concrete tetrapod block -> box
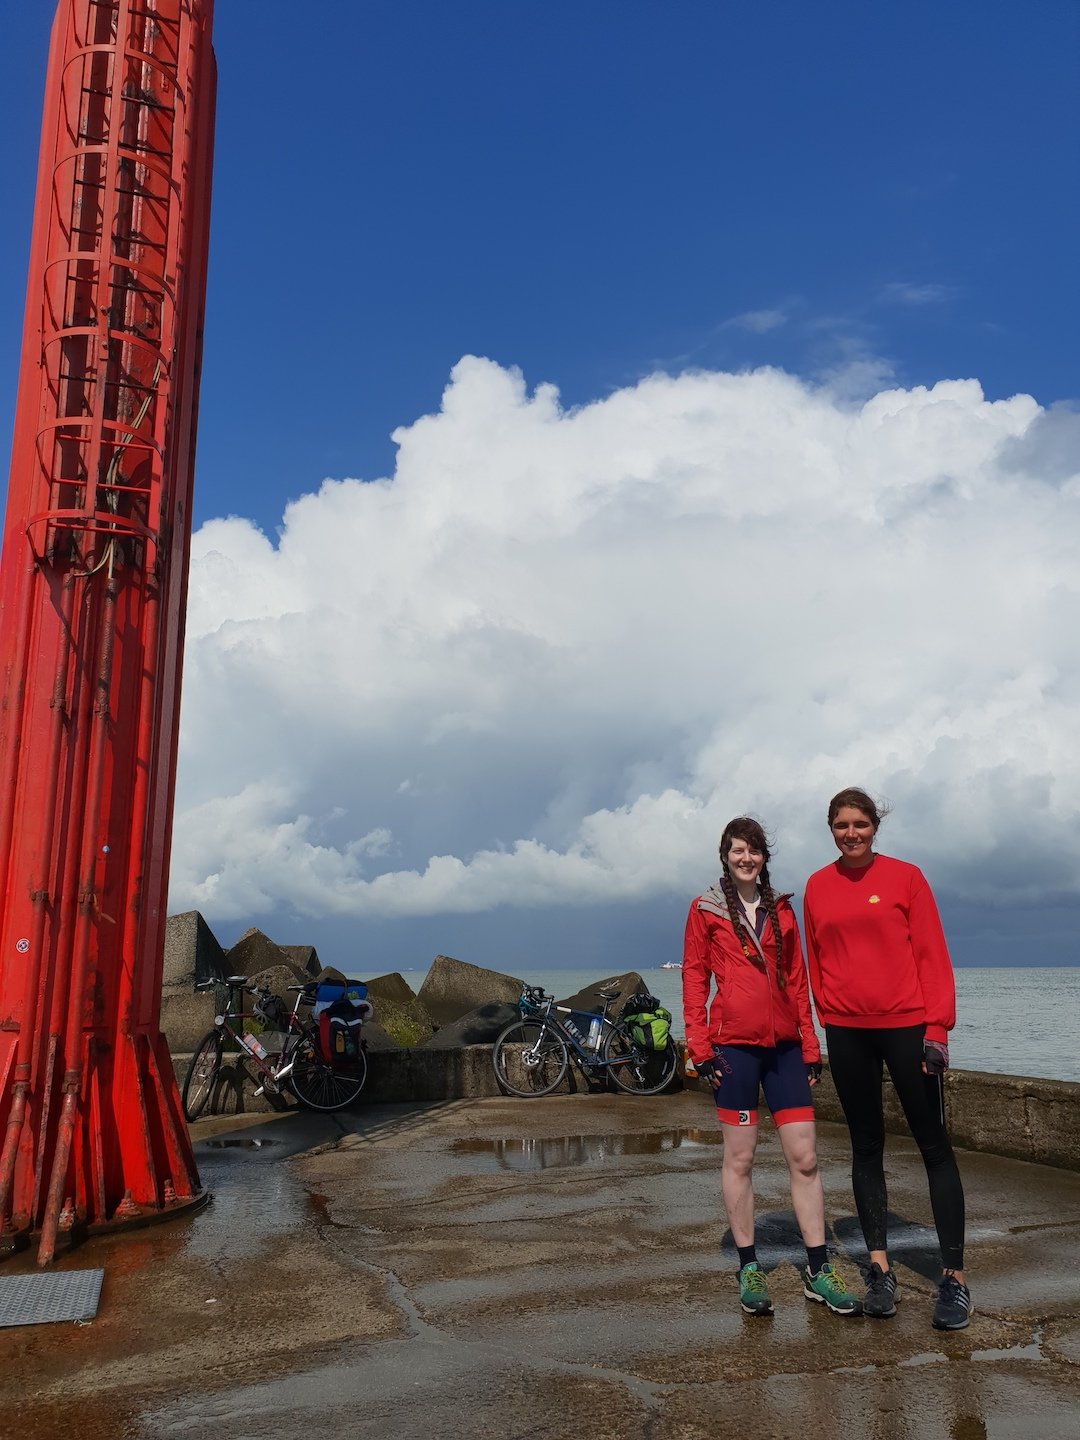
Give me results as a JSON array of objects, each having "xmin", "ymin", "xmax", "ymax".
[
  {"xmin": 279, "ymin": 944, "xmax": 322, "ymax": 978},
  {"xmin": 225, "ymin": 928, "xmax": 293, "ymax": 979},
  {"xmin": 556, "ymin": 971, "xmax": 648, "ymax": 1017},
  {"xmin": 416, "ymin": 954, "xmax": 524, "ymax": 1028},
  {"xmin": 418, "ymin": 1002, "xmax": 522, "ymax": 1049},
  {"xmin": 162, "ymin": 910, "xmax": 227, "ymax": 988},
  {"xmin": 161, "ymin": 986, "xmax": 219, "ymax": 1053},
  {"xmin": 364, "ymin": 973, "xmax": 435, "ymax": 1048}
]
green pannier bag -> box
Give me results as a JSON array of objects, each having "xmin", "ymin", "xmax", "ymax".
[{"xmin": 622, "ymin": 995, "xmax": 672, "ymax": 1051}]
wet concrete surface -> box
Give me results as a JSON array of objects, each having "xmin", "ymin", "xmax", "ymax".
[{"xmin": 2, "ymin": 1092, "xmax": 1079, "ymax": 1438}]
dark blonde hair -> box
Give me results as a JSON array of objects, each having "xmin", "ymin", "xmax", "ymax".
[{"xmin": 718, "ymin": 817, "xmax": 785, "ymax": 990}]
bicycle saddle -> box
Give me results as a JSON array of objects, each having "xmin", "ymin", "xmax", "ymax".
[{"xmin": 224, "ymin": 975, "xmax": 248, "ymax": 986}]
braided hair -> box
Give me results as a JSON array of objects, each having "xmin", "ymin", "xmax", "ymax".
[{"xmin": 719, "ymin": 816, "xmax": 787, "ymax": 992}]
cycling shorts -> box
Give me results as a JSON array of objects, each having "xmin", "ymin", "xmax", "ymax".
[{"xmin": 710, "ymin": 1040, "xmax": 813, "ymax": 1128}]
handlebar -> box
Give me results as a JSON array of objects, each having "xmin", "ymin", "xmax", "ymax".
[{"xmin": 194, "ymin": 978, "xmax": 273, "ymax": 996}]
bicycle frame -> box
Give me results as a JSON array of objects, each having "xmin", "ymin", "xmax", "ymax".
[
  {"xmin": 203, "ymin": 983, "xmax": 321, "ymax": 1094},
  {"xmin": 519, "ymin": 990, "xmax": 622, "ymax": 1071},
  {"xmin": 494, "ymin": 984, "xmax": 677, "ymax": 1100}
]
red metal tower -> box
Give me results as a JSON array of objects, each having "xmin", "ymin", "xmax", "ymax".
[{"xmin": 0, "ymin": 0, "xmax": 216, "ymax": 1263}]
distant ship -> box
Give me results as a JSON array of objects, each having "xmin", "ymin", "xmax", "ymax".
[{"xmin": 659, "ymin": 962, "xmax": 682, "ymax": 970}]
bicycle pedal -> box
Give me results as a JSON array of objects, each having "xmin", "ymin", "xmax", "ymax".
[{"xmin": 253, "ymin": 1085, "xmax": 265, "ymax": 1097}]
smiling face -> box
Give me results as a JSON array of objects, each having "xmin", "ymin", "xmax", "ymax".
[
  {"xmin": 830, "ymin": 804, "xmax": 877, "ymax": 867},
  {"xmin": 723, "ymin": 836, "xmax": 766, "ymax": 888}
]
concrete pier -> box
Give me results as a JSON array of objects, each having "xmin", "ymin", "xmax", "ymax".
[
  {"xmin": 4, "ymin": 1090, "xmax": 1080, "ymax": 1438},
  {"xmin": 173, "ymin": 1041, "xmax": 1080, "ymax": 1173}
]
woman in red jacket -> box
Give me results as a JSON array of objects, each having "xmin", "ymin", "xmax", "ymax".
[
  {"xmin": 683, "ymin": 816, "xmax": 860, "ymax": 1318},
  {"xmin": 803, "ymin": 787, "xmax": 969, "ymax": 1331}
]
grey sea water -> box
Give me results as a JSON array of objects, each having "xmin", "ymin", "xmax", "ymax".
[{"xmin": 409, "ymin": 965, "xmax": 1080, "ymax": 1084}]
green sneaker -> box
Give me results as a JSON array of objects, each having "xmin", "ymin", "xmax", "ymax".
[
  {"xmin": 803, "ymin": 1262, "xmax": 862, "ymax": 1316},
  {"xmin": 738, "ymin": 1262, "xmax": 774, "ymax": 1316}
]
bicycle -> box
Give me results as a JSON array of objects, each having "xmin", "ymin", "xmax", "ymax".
[
  {"xmin": 182, "ymin": 975, "xmax": 369, "ymax": 1120},
  {"xmin": 492, "ymin": 983, "xmax": 678, "ymax": 1098}
]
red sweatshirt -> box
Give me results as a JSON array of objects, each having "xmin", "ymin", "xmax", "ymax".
[
  {"xmin": 802, "ymin": 854, "xmax": 955, "ymax": 1044},
  {"xmin": 682, "ymin": 892, "xmax": 821, "ymax": 1066}
]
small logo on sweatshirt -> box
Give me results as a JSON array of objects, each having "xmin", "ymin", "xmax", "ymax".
[{"xmin": 868, "ymin": 895, "xmax": 880, "ymax": 904}]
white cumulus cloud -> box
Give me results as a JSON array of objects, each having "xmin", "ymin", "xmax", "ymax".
[{"xmin": 171, "ymin": 358, "xmax": 1079, "ymax": 926}]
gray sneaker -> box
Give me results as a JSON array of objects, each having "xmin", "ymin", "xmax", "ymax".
[
  {"xmin": 932, "ymin": 1274, "xmax": 972, "ymax": 1330},
  {"xmin": 864, "ymin": 1262, "xmax": 898, "ymax": 1318}
]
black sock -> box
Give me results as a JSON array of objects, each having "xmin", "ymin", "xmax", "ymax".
[
  {"xmin": 737, "ymin": 1244, "xmax": 757, "ymax": 1269},
  {"xmin": 806, "ymin": 1244, "xmax": 828, "ymax": 1276}
]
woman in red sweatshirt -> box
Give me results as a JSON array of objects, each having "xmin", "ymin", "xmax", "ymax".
[
  {"xmin": 683, "ymin": 816, "xmax": 860, "ymax": 1318},
  {"xmin": 803, "ymin": 787, "xmax": 969, "ymax": 1331}
]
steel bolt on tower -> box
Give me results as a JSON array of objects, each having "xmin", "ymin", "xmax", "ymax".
[{"xmin": 0, "ymin": 0, "xmax": 216, "ymax": 1264}]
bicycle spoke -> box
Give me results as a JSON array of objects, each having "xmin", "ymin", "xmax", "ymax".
[
  {"xmin": 603, "ymin": 1029, "xmax": 678, "ymax": 1095},
  {"xmin": 492, "ymin": 1020, "xmax": 569, "ymax": 1098}
]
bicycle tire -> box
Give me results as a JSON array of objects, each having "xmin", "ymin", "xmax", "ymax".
[
  {"xmin": 287, "ymin": 1040, "xmax": 367, "ymax": 1112},
  {"xmin": 183, "ymin": 1030, "xmax": 223, "ymax": 1121},
  {"xmin": 492, "ymin": 1020, "xmax": 569, "ymax": 1098},
  {"xmin": 603, "ymin": 1028, "xmax": 678, "ymax": 1096}
]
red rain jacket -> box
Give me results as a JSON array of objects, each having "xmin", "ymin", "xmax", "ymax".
[{"xmin": 682, "ymin": 891, "xmax": 821, "ymax": 1067}]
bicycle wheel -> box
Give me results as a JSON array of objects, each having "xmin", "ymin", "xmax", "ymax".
[
  {"xmin": 287, "ymin": 1039, "xmax": 367, "ymax": 1112},
  {"xmin": 183, "ymin": 1030, "xmax": 223, "ymax": 1121},
  {"xmin": 492, "ymin": 1020, "xmax": 569, "ymax": 1098},
  {"xmin": 603, "ymin": 1027, "xmax": 678, "ymax": 1096}
]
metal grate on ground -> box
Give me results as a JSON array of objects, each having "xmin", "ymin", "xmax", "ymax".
[{"xmin": 0, "ymin": 1269, "xmax": 103, "ymax": 1327}]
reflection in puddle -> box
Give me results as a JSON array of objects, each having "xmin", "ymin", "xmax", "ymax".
[
  {"xmin": 452, "ymin": 1128, "xmax": 720, "ymax": 1171},
  {"xmin": 201, "ymin": 1137, "xmax": 279, "ymax": 1149},
  {"xmin": 971, "ymin": 1340, "xmax": 1042, "ymax": 1362}
]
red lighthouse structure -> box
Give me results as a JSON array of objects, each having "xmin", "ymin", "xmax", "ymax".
[{"xmin": 0, "ymin": 0, "xmax": 216, "ymax": 1263}]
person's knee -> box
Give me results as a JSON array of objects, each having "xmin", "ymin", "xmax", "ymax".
[
  {"xmin": 783, "ymin": 1134, "xmax": 819, "ymax": 1179},
  {"xmin": 850, "ymin": 1131, "xmax": 885, "ymax": 1165},
  {"xmin": 917, "ymin": 1138, "xmax": 956, "ymax": 1170},
  {"xmin": 792, "ymin": 1152, "xmax": 819, "ymax": 1182},
  {"xmin": 722, "ymin": 1146, "xmax": 755, "ymax": 1180}
]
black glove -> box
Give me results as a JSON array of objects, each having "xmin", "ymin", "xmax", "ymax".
[
  {"xmin": 696, "ymin": 1050, "xmax": 731, "ymax": 1085},
  {"xmin": 806, "ymin": 1062, "xmax": 822, "ymax": 1086},
  {"xmin": 923, "ymin": 1039, "xmax": 949, "ymax": 1076}
]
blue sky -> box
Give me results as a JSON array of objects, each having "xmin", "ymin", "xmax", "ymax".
[
  {"xmin": 2, "ymin": 3, "xmax": 1078, "ymax": 973},
  {"xmin": 3, "ymin": 2, "xmax": 1077, "ymax": 530}
]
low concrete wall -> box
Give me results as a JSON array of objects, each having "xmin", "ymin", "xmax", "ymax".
[
  {"xmin": 685, "ymin": 1053, "xmax": 1080, "ymax": 1173},
  {"xmin": 938, "ymin": 1069, "xmax": 1080, "ymax": 1171},
  {"xmin": 175, "ymin": 1043, "xmax": 1080, "ymax": 1171},
  {"xmin": 365, "ymin": 1045, "xmax": 505, "ymax": 1102}
]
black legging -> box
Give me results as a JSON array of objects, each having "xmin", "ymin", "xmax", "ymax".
[{"xmin": 825, "ymin": 1023, "xmax": 965, "ymax": 1271}]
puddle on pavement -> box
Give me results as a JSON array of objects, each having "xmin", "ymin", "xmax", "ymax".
[
  {"xmin": 201, "ymin": 1137, "xmax": 279, "ymax": 1149},
  {"xmin": 451, "ymin": 1128, "xmax": 720, "ymax": 1171},
  {"xmin": 970, "ymin": 1339, "xmax": 1043, "ymax": 1362}
]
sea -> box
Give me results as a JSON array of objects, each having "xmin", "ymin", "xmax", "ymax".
[{"xmin": 407, "ymin": 965, "xmax": 1080, "ymax": 1084}]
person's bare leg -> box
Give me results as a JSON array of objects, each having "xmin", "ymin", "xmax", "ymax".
[
  {"xmin": 777, "ymin": 1120, "xmax": 825, "ymax": 1246},
  {"xmin": 720, "ymin": 1123, "xmax": 759, "ymax": 1246}
]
